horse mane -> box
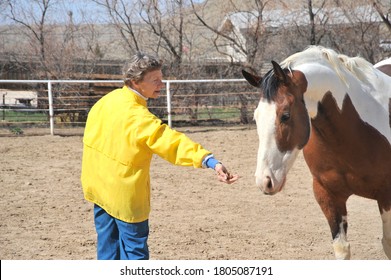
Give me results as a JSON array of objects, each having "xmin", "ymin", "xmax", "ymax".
[
  {"xmin": 280, "ymin": 45, "xmax": 377, "ymax": 89},
  {"xmin": 260, "ymin": 46, "xmax": 381, "ymax": 102}
]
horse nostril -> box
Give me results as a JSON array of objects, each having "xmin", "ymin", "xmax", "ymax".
[{"xmin": 265, "ymin": 176, "xmax": 272, "ymax": 189}]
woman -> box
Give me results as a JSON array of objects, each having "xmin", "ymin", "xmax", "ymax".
[{"xmin": 81, "ymin": 52, "xmax": 238, "ymax": 260}]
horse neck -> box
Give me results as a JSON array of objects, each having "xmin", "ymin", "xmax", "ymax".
[
  {"xmin": 295, "ymin": 63, "xmax": 391, "ymax": 144},
  {"xmin": 374, "ymin": 57, "xmax": 391, "ymax": 68}
]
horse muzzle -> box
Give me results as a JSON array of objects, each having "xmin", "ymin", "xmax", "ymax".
[{"xmin": 256, "ymin": 175, "xmax": 286, "ymax": 195}]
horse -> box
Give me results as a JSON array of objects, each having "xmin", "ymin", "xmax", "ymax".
[
  {"xmin": 242, "ymin": 45, "xmax": 391, "ymax": 260},
  {"xmin": 375, "ymin": 57, "xmax": 391, "ymax": 77}
]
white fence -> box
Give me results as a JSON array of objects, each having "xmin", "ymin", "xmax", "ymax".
[{"xmin": 0, "ymin": 79, "xmax": 258, "ymax": 135}]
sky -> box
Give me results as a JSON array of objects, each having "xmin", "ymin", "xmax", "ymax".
[
  {"xmin": 0, "ymin": 0, "xmax": 107, "ymax": 25},
  {"xmin": 0, "ymin": 0, "xmax": 205, "ymax": 25}
]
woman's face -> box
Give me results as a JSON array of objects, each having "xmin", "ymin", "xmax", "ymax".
[{"xmin": 132, "ymin": 70, "xmax": 164, "ymax": 99}]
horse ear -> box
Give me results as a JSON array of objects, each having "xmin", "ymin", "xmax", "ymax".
[
  {"xmin": 271, "ymin": 60, "xmax": 287, "ymax": 84},
  {"xmin": 242, "ymin": 69, "xmax": 262, "ymax": 88}
]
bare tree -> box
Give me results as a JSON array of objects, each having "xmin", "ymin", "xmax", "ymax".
[
  {"xmin": 1, "ymin": 0, "xmax": 115, "ymax": 123},
  {"xmin": 91, "ymin": 0, "xmax": 194, "ymax": 71},
  {"xmin": 306, "ymin": 0, "xmax": 328, "ymax": 45},
  {"xmin": 329, "ymin": 0, "xmax": 386, "ymax": 62},
  {"xmin": 372, "ymin": 0, "xmax": 391, "ymax": 32},
  {"xmin": 188, "ymin": 0, "xmax": 328, "ymax": 67},
  {"xmin": 139, "ymin": 0, "xmax": 187, "ymax": 68},
  {"xmin": 190, "ymin": 0, "xmax": 272, "ymax": 68},
  {"xmin": 5, "ymin": 0, "xmax": 53, "ymax": 76},
  {"xmin": 3, "ymin": 0, "xmax": 107, "ymax": 78},
  {"xmin": 266, "ymin": 0, "xmax": 328, "ymax": 60},
  {"xmin": 275, "ymin": 0, "xmax": 389, "ymax": 62},
  {"xmin": 188, "ymin": 0, "xmax": 273, "ymax": 123},
  {"xmin": 90, "ymin": 0, "xmax": 141, "ymax": 55}
]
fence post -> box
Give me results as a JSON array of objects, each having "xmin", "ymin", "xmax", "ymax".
[
  {"xmin": 48, "ymin": 81, "xmax": 54, "ymax": 135},
  {"xmin": 2, "ymin": 92, "xmax": 6, "ymax": 121},
  {"xmin": 165, "ymin": 81, "xmax": 172, "ymax": 127}
]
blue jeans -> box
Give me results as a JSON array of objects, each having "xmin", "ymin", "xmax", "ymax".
[{"xmin": 93, "ymin": 204, "xmax": 149, "ymax": 260}]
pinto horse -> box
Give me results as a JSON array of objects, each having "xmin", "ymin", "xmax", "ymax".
[
  {"xmin": 242, "ymin": 46, "xmax": 391, "ymax": 259},
  {"xmin": 375, "ymin": 57, "xmax": 391, "ymax": 77}
]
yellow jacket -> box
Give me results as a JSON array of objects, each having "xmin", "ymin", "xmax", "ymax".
[{"xmin": 81, "ymin": 86, "xmax": 211, "ymax": 223}]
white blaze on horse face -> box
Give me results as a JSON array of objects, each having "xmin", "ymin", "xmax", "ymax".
[{"xmin": 254, "ymin": 99, "xmax": 300, "ymax": 195}]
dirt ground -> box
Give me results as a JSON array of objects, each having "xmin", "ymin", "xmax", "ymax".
[{"xmin": 0, "ymin": 125, "xmax": 387, "ymax": 260}]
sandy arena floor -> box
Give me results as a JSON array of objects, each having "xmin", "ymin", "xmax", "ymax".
[{"xmin": 0, "ymin": 125, "xmax": 387, "ymax": 259}]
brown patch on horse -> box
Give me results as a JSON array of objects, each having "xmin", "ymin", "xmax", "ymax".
[
  {"xmin": 303, "ymin": 92, "xmax": 391, "ymax": 211},
  {"xmin": 274, "ymin": 70, "xmax": 310, "ymax": 152},
  {"xmin": 377, "ymin": 64, "xmax": 391, "ymax": 77}
]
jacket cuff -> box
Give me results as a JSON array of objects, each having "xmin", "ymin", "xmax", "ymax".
[{"xmin": 202, "ymin": 154, "xmax": 221, "ymax": 169}]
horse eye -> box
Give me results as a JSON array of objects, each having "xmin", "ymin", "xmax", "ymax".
[{"xmin": 280, "ymin": 112, "xmax": 290, "ymax": 122}]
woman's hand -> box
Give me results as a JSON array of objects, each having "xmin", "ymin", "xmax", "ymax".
[{"xmin": 214, "ymin": 163, "xmax": 239, "ymax": 184}]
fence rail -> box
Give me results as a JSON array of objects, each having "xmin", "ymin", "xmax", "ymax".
[{"xmin": 0, "ymin": 79, "xmax": 258, "ymax": 136}]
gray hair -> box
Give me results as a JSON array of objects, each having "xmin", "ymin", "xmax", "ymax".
[{"xmin": 123, "ymin": 52, "xmax": 162, "ymax": 85}]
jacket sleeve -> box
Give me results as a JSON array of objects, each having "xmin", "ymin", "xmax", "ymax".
[{"xmin": 135, "ymin": 112, "xmax": 211, "ymax": 168}]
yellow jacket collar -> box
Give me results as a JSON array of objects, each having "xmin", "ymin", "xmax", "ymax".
[{"xmin": 123, "ymin": 86, "xmax": 148, "ymax": 107}]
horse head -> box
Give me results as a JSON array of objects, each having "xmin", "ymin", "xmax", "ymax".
[{"xmin": 243, "ymin": 61, "xmax": 310, "ymax": 195}]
